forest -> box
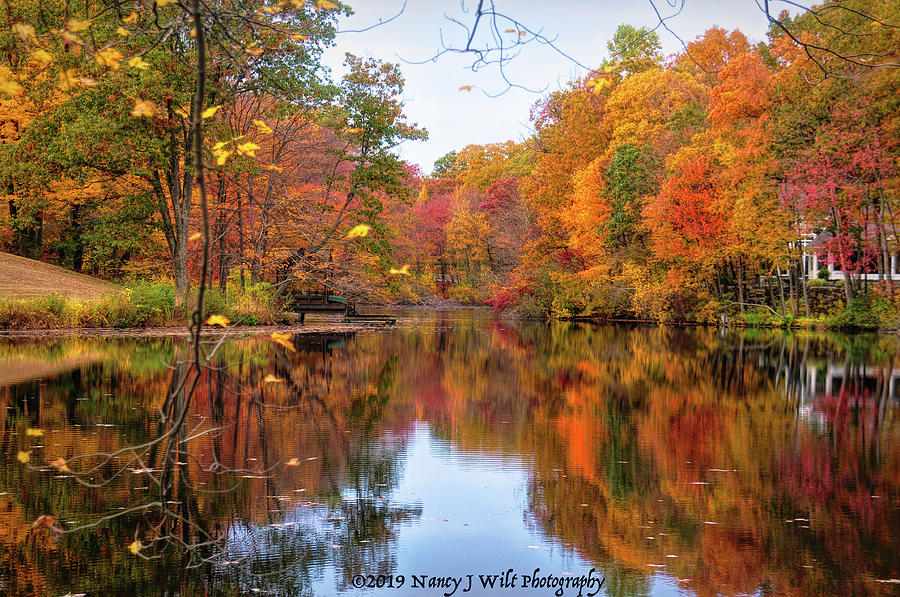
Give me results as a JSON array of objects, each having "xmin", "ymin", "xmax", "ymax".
[{"xmin": 0, "ymin": 0, "xmax": 897, "ymax": 328}]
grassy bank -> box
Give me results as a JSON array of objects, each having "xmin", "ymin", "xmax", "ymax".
[{"xmin": 0, "ymin": 281, "xmax": 282, "ymax": 330}]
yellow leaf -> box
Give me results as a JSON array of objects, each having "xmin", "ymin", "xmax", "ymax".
[
  {"xmin": 95, "ymin": 48, "xmax": 123, "ymax": 70},
  {"xmin": 58, "ymin": 69, "xmax": 78, "ymax": 91},
  {"xmin": 458, "ymin": 85, "xmax": 472, "ymax": 92},
  {"xmin": 128, "ymin": 56, "xmax": 150, "ymax": 70},
  {"xmin": 66, "ymin": 18, "xmax": 92, "ymax": 32},
  {"xmin": 0, "ymin": 77, "xmax": 23, "ymax": 97},
  {"xmin": 236, "ymin": 141, "xmax": 260, "ymax": 157},
  {"xmin": 17, "ymin": 451, "xmax": 31, "ymax": 464},
  {"xmin": 189, "ymin": 232, "xmax": 202, "ymax": 241},
  {"xmin": 270, "ymin": 332, "xmax": 295, "ymax": 352},
  {"xmin": 345, "ymin": 127, "xmax": 364, "ymax": 134},
  {"xmin": 128, "ymin": 540, "xmax": 144, "ymax": 555},
  {"xmin": 173, "ymin": 104, "xmax": 189, "ymax": 118},
  {"xmin": 262, "ymin": 6, "xmax": 280, "ymax": 13},
  {"xmin": 50, "ymin": 457, "xmax": 71, "ymax": 473},
  {"xmin": 157, "ymin": 0, "xmax": 178, "ymax": 6},
  {"xmin": 263, "ymin": 164, "xmax": 283, "ymax": 173},
  {"xmin": 122, "ymin": 11, "xmax": 140, "ymax": 25},
  {"xmin": 252, "ymin": 119, "xmax": 274, "ymax": 134},
  {"xmin": 131, "ymin": 99, "xmax": 156, "ymax": 118},
  {"xmin": 214, "ymin": 149, "xmax": 232, "ymax": 165},
  {"xmin": 12, "ymin": 23, "xmax": 36, "ymax": 41},
  {"xmin": 389, "ymin": 264, "xmax": 411, "ymax": 276},
  {"xmin": 263, "ymin": 374, "xmax": 284, "ymax": 383},
  {"xmin": 206, "ymin": 314, "xmax": 230, "ymax": 327},
  {"xmin": 116, "ymin": 26, "xmax": 130, "ymax": 37},
  {"xmin": 317, "ymin": 0, "xmax": 339, "ymax": 10},
  {"xmin": 189, "ymin": 27, "xmax": 196, "ymax": 38},
  {"xmin": 291, "ymin": 0, "xmax": 306, "ymax": 8},
  {"xmin": 29, "ymin": 50, "xmax": 54, "ymax": 66},
  {"xmin": 25, "ymin": 428, "xmax": 44, "ymax": 437},
  {"xmin": 518, "ymin": 30, "xmax": 526, "ymax": 36},
  {"xmin": 246, "ymin": 44, "xmax": 263, "ymax": 56},
  {"xmin": 286, "ymin": 457, "xmax": 301, "ymax": 466},
  {"xmin": 291, "ymin": 34, "xmax": 309, "ymax": 41},
  {"xmin": 346, "ymin": 224, "xmax": 371, "ymax": 239},
  {"xmin": 201, "ymin": 105, "xmax": 220, "ymax": 119}
]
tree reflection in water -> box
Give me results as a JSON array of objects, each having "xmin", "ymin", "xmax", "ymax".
[{"xmin": 0, "ymin": 316, "xmax": 897, "ymax": 596}]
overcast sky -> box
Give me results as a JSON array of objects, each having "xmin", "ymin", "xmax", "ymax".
[{"xmin": 321, "ymin": 1, "xmax": 774, "ymax": 173}]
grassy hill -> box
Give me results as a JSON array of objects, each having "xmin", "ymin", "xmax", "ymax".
[{"xmin": 0, "ymin": 252, "xmax": 121, "ymax": 301}]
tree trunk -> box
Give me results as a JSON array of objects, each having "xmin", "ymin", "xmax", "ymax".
[{"xmin": 737, "ymin": 257, "xmax": 745, "ymax": 315}]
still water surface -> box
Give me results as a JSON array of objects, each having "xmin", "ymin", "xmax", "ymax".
[{"xmin": 0, "ymin": 310, "xmax": 897, "ymax": 596}]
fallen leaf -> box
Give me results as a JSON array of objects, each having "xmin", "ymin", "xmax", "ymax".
[
  {"xmin": 116, "ymin": 26, "xmax": 131, "ymax": 36},
  {"xmin": 122, "ymin": 11, "xmax": 140, "ymax": 25},
  {"xmin": 346, "ymin": 224, "xmax": 371, "ymax": 238},
  {"xmin": 95, "ymin": 48, "xmax": 123, "ymax": 70},
  {"xmin": 156, "ymin": 0, "xmax": 178, "ymax": 6},
  {"xmin": 0, "ymin": 77, "xmax": 23, "ymax": 97},
  {"xmin": 66, "ymin": 18, "xmax": 92, "ymax": 32},
  {"xmin": 206, "ymin": 314, "xmax": 230, "ymax": 327},
  {"xmin": 128, "ymin": 56, "xmax": 150, "ymax": 70},
  {"xmin": 58, "ymin": 69, "xmax": 78, "ymax": 91},
  {"xmin": 12, "ymin": 23, "xmax": 35, "ymax": 41},
  {"xmin": 29, "ymin": 50, "xmax": 54, "ymax": 66}
]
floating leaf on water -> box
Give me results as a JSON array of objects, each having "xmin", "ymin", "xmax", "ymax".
[
  {"xmin": 26, "ymin": 428, "xmax": 44, "ymax": 437},
  {"xmin": 128, "ymin": 540, "xmax": 144, "ymax": 555},
  {"xmin": 49, "ymin": 458, "xmax": 71, "ymax": 473},
  {"xmin": 270, "ymin": 332, "xmax": 295, "ymax": 352},
  {"xmin": 286, "ymin": 458, "xmax": 300, "ymax": 466},
  {"xmin": 17, "ymin": 451, "xmax": 31, "ymax": 464},
  {"xmin": 264, "ymin": 374, "xmax": 284, "ymax": 383}
]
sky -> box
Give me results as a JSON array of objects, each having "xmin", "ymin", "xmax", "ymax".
[{"xmin": 320, "ymin": 1, "xmax": 774, "ymax": 173}]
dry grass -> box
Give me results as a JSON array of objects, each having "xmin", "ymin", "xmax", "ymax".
[{"xmin": 0, "ymin": 252, "xmax": 121, "ymax": 300}]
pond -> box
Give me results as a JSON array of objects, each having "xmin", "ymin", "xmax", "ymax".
[{"xmin": 1, "ymin": 310, "xmax": 898, "ymax": 596}]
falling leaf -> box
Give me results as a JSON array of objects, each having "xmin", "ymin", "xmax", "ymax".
[
  {"xmin": 95, "ymin": 48, "xmax": 123, "ymax": 69},
  {"xmin": 12, "ymin": 23, "xmax": 36, "ymax": 41},
  {"xmin": 128, "ymin": 56, "xmax": 150, "ymax": 69},
  {"xmin": 25, "ymin": 428, "xmax": 44, "ymax": 437},
  {"xmin": 291, "ymin": 0, "xmax": 306, "ymax": 7},
  {"xmin": 518, "ymin": 30, "xmax": 526, "ymax": 36},
  {"xmin": 286, "ymin": 457, "xmax": 301, "ymax": 466},
  {"xmin": 317, "ymin": 0, "xmax": 339, "ymax": 9},
  {"xmin": 389, "ymin": 264, "xmax": 411, "ymax": 276},
  {"xmin": 245, "ymin": 43, "xmax": 263, "ymax": 56},
  {"xmin": 131, "ymin": 100, "xmax": 156, "ymax": 117},
  {"xmin": 32, "ymin": 515, "xmax": 57, "ymax": 529},
  {"xmin": 17, "ymin": 451, "xmax": 31, "ymax": 464},
  {"xmin": 201, "ymin": 105, "xmax": 221, "ymax": 119},
  {"xmin": 214, "ymin": 149, "xmax": 232, "ymax": 165},
  {"xmin": 29, "ymin": 50, "xmax": 54, "ymax": 66},
  {"xmin": 122, "ymin": 11, "xmax": 140, "ymax": 25},
  {"xmin": 156, "ymin": 0, "xmax": 178, "ymax": 6},
  {"xmin": 189, "ymin": 232, "xmax": 203, "ymax": 241},
  {"xmin": 262, "ymin": 164, "xmax": 283, "ymax": 173},
  {"xmin": 459, "ymin": 85, "xmax": 472, "ymax": 92},
  {"xmin": 291, "ymin": 34, "xmax": 309, "ymax": 41},
  {"xmin": 206, "ymin": 314, "xmax": 230, "ymax": 327},
  {"xmin": 236, "ymin": 141, "xmax": 260, "ymax": 157},
  {"xmin": 346, "ymin": 224, "xmax": 371, "ymax": 238},
  {"xmin": 173, "ymin": 104, "xmax": 189, "ymax": 118},
  {"xmin": 504, "ymin": 29, "xmax": 516, "ymax": 33},
  {"xmin": 270, "ymin": 332, "xmax": 295, "ymax": 352},
  {"xmin": 264, "ymin": 374, "xmax": 284, "ymax": 383},
  {"xmin": 345, "ymin": 127, "xmax": 364, "ymax": 134},
  {"xmin": 66, "ymin": 18, "xmax": 92, "ymax": 32},
  {"xmin": 128, "ymin": 540, "xmax": 144, "ymax": 555},
  {"xmin": 50, "ymin": 458, "xmax": 71, "ymax": 473},
  {"xmin": 0, "ymin": 77, "xmax": 23, "ymax": 97},
  {"xmin": 252, "ymin": 119, "xmax": 274, "ymax": 134}
]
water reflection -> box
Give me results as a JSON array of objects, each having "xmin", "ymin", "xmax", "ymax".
[{"xmin": 0, "ymin": 315, "xmax": 898, "ymax": 596}]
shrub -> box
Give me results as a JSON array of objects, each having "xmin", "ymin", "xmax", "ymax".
[
  {"xmin": 127, "ymin": 281, "xmax": 176, "ymax": 324},
  {"xmin": 827, "ymin": 292, "xmax": 894, "ymax": 330}
]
